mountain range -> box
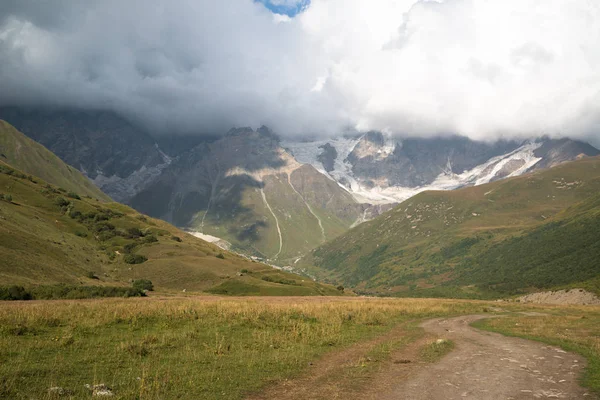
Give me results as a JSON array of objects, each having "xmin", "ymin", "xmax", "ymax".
[{"xmin": 1, "ymin": 107, "xmax": 598, "ymax": 269}]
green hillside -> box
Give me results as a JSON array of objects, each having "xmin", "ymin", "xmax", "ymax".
[
  {"xmin": 302, "ymin": 156, "xmax": 600, "ymax": 298},
  {"xmin": 0, "ymin": 161, "xmax": 340, "ymax": 296},
  {"xmin": 0, "ymin": 120, "xmax": 111, "ymax": 201}
]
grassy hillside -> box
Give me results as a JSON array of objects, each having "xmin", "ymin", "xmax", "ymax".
[
  {"xmin": 0, "ymin": 120, "xmax": 111, "ymax": 201},
  {"xmin": 303, "ymin": 156, "xmax": 600, "ymax": 297},
  {"xmin": 0, "ymin": 161, "xmax": 340, "ymax": 296},
  {"xmin": 197, "ymin": 169, "xmax": 360, "ymax": 263}
]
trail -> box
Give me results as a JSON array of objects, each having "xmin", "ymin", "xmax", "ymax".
[
  {"xmin": 287, "ymin": 173, "xmax": 326, "ymax": 242},
  {"xmin": 247, "ymin": 314, "xmax": 592, "ymax": 400},
  {"xmin": 372, "ymin": 315, "xmax": 591, "ymax": 399},
  {"xmin": 260, "ymin": 188, "xmax": 282, "ymax": 259}
]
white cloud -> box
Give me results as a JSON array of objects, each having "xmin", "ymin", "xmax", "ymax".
[{"xmin": 0, "ymin": 0, "xmax": 599, "ymax": 144}]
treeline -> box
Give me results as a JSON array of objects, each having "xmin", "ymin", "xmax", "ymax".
[{"xmin": 0, "ymin": 285, "xmax": 146, "ymax": 300}]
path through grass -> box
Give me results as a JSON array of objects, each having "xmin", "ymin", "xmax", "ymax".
[{"xmin": 0, "ymin": 296, "xmax": 485, "ymax": 399}]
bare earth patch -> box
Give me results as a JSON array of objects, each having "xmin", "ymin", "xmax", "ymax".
[{"xmin": 516, "ymin": 289, "xmax": 600, "ymax": 306}]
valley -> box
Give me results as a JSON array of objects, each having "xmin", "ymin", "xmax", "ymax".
[
  {"xmin": 2, "ymin": 117, "xmax": 598, "ymax": 399},
  {"xmin": 2, "ymin": 2, "xmax": 600, "ymax": 399}
]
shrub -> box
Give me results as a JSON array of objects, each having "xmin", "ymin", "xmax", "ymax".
[
  {"xmin": 261, "ymin": 276, "xmax": 298, "ymax": 286},
  {"xmin": 132, "ymin": 279, "xmax": 154, "ymax": 292},
  {"xmin": 97, "ymin": 230, "xmax": 117, "ymax": 241},
  {"xmin": 69, "ymin": 210, "xmax": 83, "ymax": 220},
  {"xmin": 0, "ymin": 285, "xmax": 145, "ymax": 300},
  {"xmin": 1, "ymin": 194, "xmax": 12, "ymax": 202},
  {"xmin": 171, "ymin": 236, "xmax": 182, "ymax": 242},
  {"xmin": 93, "ymin": 222, "xmax": 115, "ymax": 233},
  {"xmin": 123, "ymin": 243, "xmax": 138, "ymax": 254},
  {"xmin": 74, "ymin": 231, "xmax": 88, "ymax": 238},
  {"xmin": 0, "ymin": 286, "xmax": 32, "ymax": 300},
  {"xmin": 216, "ymin": 253, "xmax": 225, "ymax": 259},
  {"xmin": 66, "ymin": 191, "xmax": 81, "ymax": 200},
  {"xmin": 126, "ymin": 227, "xmax": 143, "ymax": 239},
  {"xmin": 55, "ymin": 197, "xmax": 70, "ymax": 207},
  {"xmin": 124, "ymin": 254, "xmax": 148, "ymax": 264},
  {"xmin": 143, "ymin": 235, "xmax": 158, "ymax": 243},
  {"xmin": 337, "ymin": 285, "xmax": 345, "ymax": 292}
]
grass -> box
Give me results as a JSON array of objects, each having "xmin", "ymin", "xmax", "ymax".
[
  {"xmin": 305, "ymin": 156, "xmax": 600, "ymax": 297},
  {"xmin": 419, "ymin": 338, "xmax": 454, "ymax": 362},
  {"xmin": 0, "ymin": 120, "xmax": 110, "ymax": 201},
  {"xmin": 1, "ymin": 297, "xmax": 598, "ymax": 399},
  {"xmin": 474, "ymin": 306, "xmax": 600, "ymax": 395},
  {"xmin": 0, "ymin": 297, "xmax": 487, "ymax": 399},
  {"xmin": 0, "ymin": 161, "xmax": 339, "ymax": 296}
]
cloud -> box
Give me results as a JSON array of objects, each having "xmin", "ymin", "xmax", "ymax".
[{"xmin": 0, "ymin": 0, "xmax": 599, "ymax": 145}]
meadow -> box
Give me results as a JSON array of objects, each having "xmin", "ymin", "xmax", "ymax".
[{"xmin": 0, "ymin": 296, "xmax": 598, "ymax": 399}]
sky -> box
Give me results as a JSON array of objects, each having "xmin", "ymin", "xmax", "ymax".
[{"xmin": 0, "ymin": 0, "xmax": 599, "ymax": 145}]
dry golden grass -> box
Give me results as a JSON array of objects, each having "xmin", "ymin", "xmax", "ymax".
[{"xmin": 0, "ymin": 296, "xmax": 487, "ymax": 399}]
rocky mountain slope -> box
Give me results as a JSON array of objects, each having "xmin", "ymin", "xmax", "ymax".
[
  {"xmin": 284, "ymin": 133, "xmax": 599, "ymax": 204},
  {"xmin": 0, "ymin": 158, "xmax": 339, "ymax": 296},
  {"xmin": 0, "ymin": 120, "xmax": 111, "ymax": 201},
  {"xmin": 302, "ymin": 156, "xmax": 600, "ymax": 298},
  {"xmin": 129, "ymin": 127, "xmax": 371, "ymax": 262},
  {"xmin": 0, "ymin": 107, "xmax": 171, "ymax": 202}
]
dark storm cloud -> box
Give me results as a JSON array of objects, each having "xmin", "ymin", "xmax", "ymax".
[{"xmin": 0, "ymin": 0, "xmax": 599, "ymax": 145}]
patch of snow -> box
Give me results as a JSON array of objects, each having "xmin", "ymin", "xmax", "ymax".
[
  {"xmin": 284, "ymin": 139, "xmax": 543, "ymax": 205},
  {"xmin": 189, "ymin": 232, "xmax": 223, "ymax": 243}
]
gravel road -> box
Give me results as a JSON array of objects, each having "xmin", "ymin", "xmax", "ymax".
[{"xmin": 380, "ymin": 315, "xmax": 592, "ymax": 399}]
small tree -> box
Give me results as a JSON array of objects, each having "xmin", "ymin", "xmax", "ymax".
[
  {"xmin": 133, "ymin": 279, "xmax": 154, "ymax": 291},
  {"xmin": 336, "ymin": 285, "xmax": 345, "ymax": 293},
  {"xmin": 216, "ymin": 253, "xmax": 225, "ymax": 259}
]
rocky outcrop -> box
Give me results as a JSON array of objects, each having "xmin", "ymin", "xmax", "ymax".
[{"xmin": 317, "ymin": 143, "xmax": 337, "ymax": 172}]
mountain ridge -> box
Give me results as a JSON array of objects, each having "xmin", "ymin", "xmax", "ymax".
[
  {"xmin": 2, "ymin": 106, "xmax": 598, "ymax": 266},
  {"xmin": 301, "ymin": 155, "xmax": 600, "ymax": 297}
]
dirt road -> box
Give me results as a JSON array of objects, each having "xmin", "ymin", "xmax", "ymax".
[
  {"xmin": 377, "ymin": 315, "xmax": 592, "ymax": 399},
  {"xmin": 248, "ymin": 314, "xmax": 594, "ymax": 399}
]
